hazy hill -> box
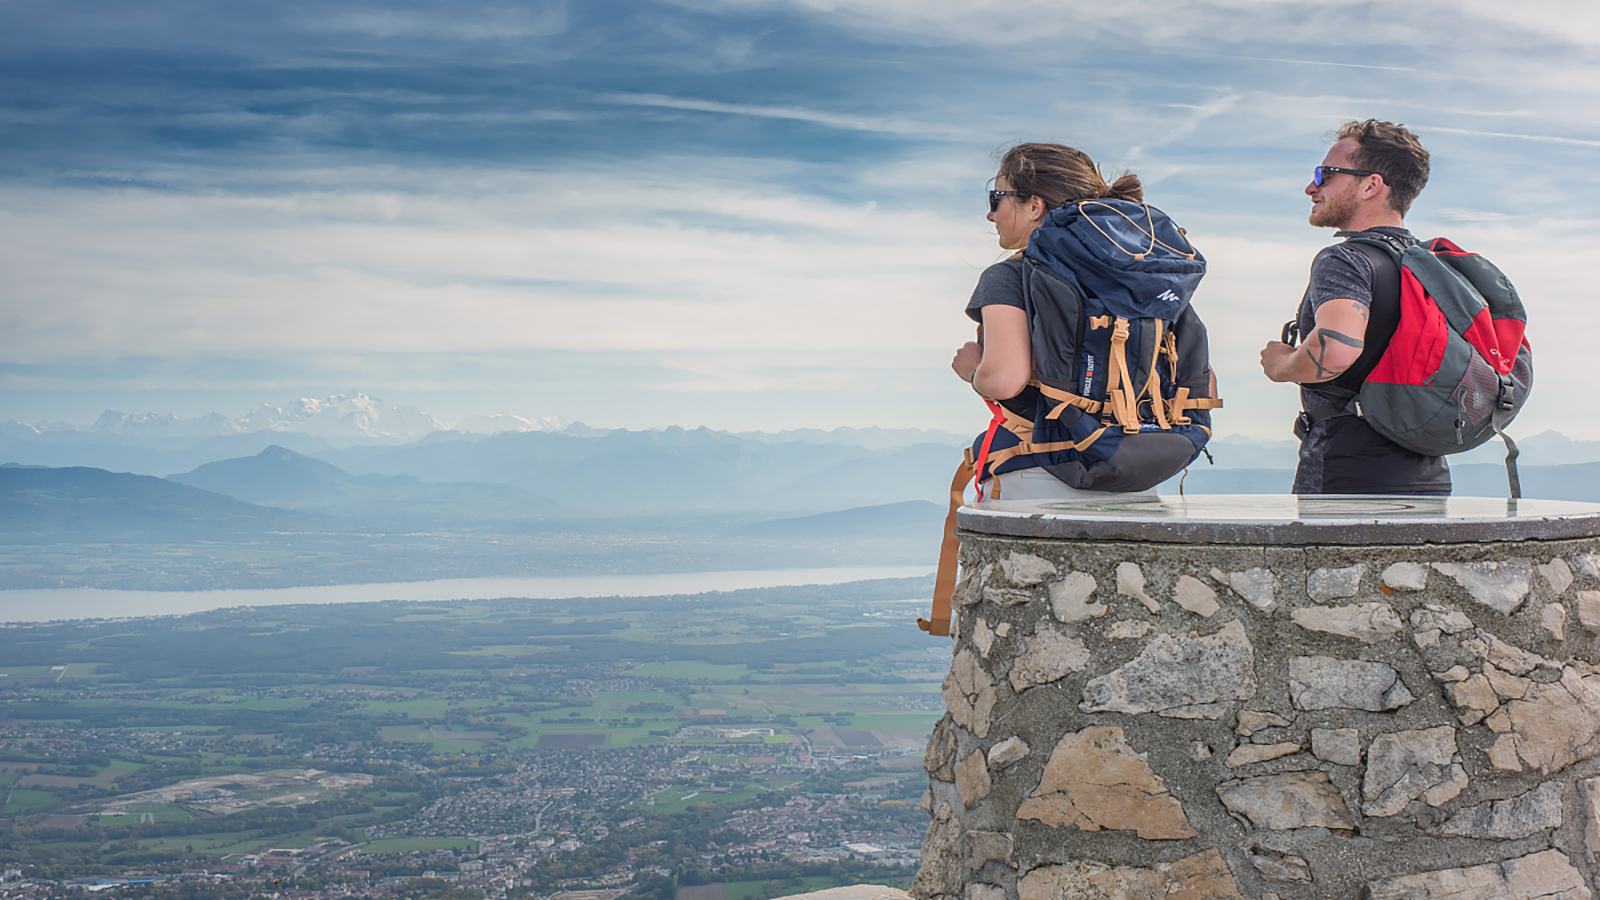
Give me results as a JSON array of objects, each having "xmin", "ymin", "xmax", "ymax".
[
  {"xmin": 736, "ymin": 500, "xmax": 946, "ymax": 539},
  {"xmin": 313, "ymin": 427, "xmax": 961, "ymax": 513},
  {"xmin": 167, "ymin": 445, "xmax": 554, "ymax": 517},
  {"xmin": 169, "ymin": 445, "xmax": 350, "ymax": 504},
  {"xmin": 0, "ymin": 465, "xmax": 306, "ymax": 537}
]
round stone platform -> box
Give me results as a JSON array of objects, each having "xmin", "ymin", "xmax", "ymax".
[
  {"xmin": 959, "ymin": 495, "xmax": 1600, "ymax": 545},
  {"xmin": 915, "ymin": 495, "xmax": 1600, "ymax": 900}
]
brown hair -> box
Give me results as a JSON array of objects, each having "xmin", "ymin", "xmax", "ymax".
[
  {"xmin": 1336, "ymin": 119, "xmax": 1430, "ymax": 216},
  {"xmin": 997, "ymin": 143, "xmax": 1143, "ymax": 210}
]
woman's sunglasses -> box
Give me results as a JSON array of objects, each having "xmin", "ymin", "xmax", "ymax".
[
  {"xmin": 988, "ymin": 189, "xmax": 1030, "ymax": 212},
  {"xmin": 1312, "ymin": 165, "xmax": 1376, "ymax": 187}
]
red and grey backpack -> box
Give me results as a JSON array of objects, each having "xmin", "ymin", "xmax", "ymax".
[{"xmin": 1290, "ymin": 232, "xmax": 1533, "ymax": 496}]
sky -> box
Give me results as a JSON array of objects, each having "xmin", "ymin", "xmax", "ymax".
[{"xmin": 3, "ymin": 0, "xmax": 1600, "ymax": 439}]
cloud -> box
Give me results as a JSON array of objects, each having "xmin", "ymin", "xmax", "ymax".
[
  {"xmin": 0, "ymin": 163, "xmax": 988, "ymax": 365},
  {"xmin": 1414, "ymin": 126, "xmax": 1600, "ymax": 149},
  {"xmin": 598, "ymin": 92, "xmax": 968, "ymax": 138},
  {"xmin": 312, "ymin": 5, "xmax": 569, "ymax": 40}
]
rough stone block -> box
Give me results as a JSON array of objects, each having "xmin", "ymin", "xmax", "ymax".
[
  {"xmin": 1214, "ymin": 567, "xmax": 1276, "ymax": 611},
  {"xmin": 1249, "ymin": 851, "xmax": 1312, "ymax": 884},
  {"xmin": 1490, "ymin": 733, "xmax": 1523, "ymax": 771},
  {"xmin": 1000, "ymin": 552, "xmax": 1056, "ymax": 586},
  {"xmin": 943, "ymin": 650, "xmax": 997, "ymax": 739},
  {"xmin": 1361, "ymin": 848, "xmax": 1590, "ymax": 900},
  {"xmin": 1116, "ymin": 562, "xmax": 1160, "ymax": 613},
  {"xmin": 1543, "ymin": 602, "xmax": 1568, "ymax": 640},
  {"xmin": 1436, "ymin": 780, "xmax": 1562, "ymax": 840},
  {"xmin": 924, "ymin": 716, "xmax": 957, "ymax": 782},
  {"xmin": 1382, "ymin": 561, "xmax": 1430, "ymax": 591},
  {"xmin": 1291, "ymin": 601, "xmax": 1402, "ymax": 643},
  {"xmin": 981, "ymin": 586, "xmax": 1033, "ymax": 608},
  {"xmin": 1578, "ymin": 590, "xmax": 1600, "ymax": 634},
  {"xmin": 1047, "ymin": 572, "xmax": 1104, "ymax": 623},
  {"xmin": 1173, "ymin": 575, "xmax": 1220, "ymax": 617},
  {"xmin": 1486, "ymin": 707, "xmax": 1513, "ymax": 733},
  {"xmin": 1363, "ymin": 725, "xmax": 1467, "ymax": 816},
  {"xmin": 1447, "ymin": 673, "xmax": 1499, "ymax": 725},
  {"xmin": 1225, "ymin": 742, "xmax": 1300, "ymax": 767},
  {"xmin": 952, "ymin": 564, "xmax": 991, "ymax": 608},
  {"xmin": 972, "ymin": 619, "xmax": 997, "ymax": 658},
  {"xmin": 1541, "ymin": 556, "xmax": 1575, "ymax": 595},
  {"xmin": 1311, "ymin": 727, "xmax": 1361, "ymax": 766},
  {"xmin": 987, "ymin": 736, "xmax": 1029, "ymax": 770},
  {"xmin": 1463, "ymin": 631, "xmax": 1550, "ymax": 675},
  {"xmin": 1105, "ymin": 619, "xmax": 1150, "ymax": 639},
  {"xmin": 1432, "ymin": 558, "xmax": 1534, "ymax": 614},
  {"xmin": 1081, "ymin": 621, "xmax": 1256, "ymax": 716},
  {"xmin": 1216, "ymin": 771, "xmax": 1355, "ymax": 831},
  {"xmin": 1581, "ymin": 776, "xmax": 1600, "ymax": 861},
  {"xmin": 1236, "ymin": 710, "xmax": 1290, "ymax": 737},
  {"xmin": 956, "ymin": 750, "xmax": 991, "ymax": 809},
  {"xmin": 964, "ymin": 884, "xmax": 1003, "ymax": 900},
  {"xmin": 1496, "ymin": 664, "xmax": 1600, "ymax": 773},
  {"xmin": 1411, "ymin": 604, "xmax": 1474, "ymax": 634},
  {"xmin": 962, "ymin": 831, "xmax": 1013, "ymax": 872},
  {"xmin": 1009, "ymin": 623, "xmax": 1089, "ymax": 693},
  {"xmin": 1308, "ymin": 563, "xmax": 1365, "ymax": 601},
  {"xmin": 1485, "ymin": 663, "xmax": 1531, "ymax": 700},
  {"xmin": 912, "ymin": 802, "xmax": 963, "ymax": 899},
  {"xmin": 1577, "ymin": 552, "xmax": 1600, "ymax": 579},
  {"xmin": 1289, "ymin": 656, "xmax": 1414, "ymax": 711},
  {"xmin": 1015, "ymin": 725, "xmax": 1196, "ymax": 840},
  {"xmin": 1017, "ymin": 850, "xmax": 1242, "ymax": 900}
]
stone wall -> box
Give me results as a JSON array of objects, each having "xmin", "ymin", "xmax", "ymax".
[{"xmin": 912, "ymin": 533, "xmax": 1600, "ymax": 900}]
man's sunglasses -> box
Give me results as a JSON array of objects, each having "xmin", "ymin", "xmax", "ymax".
[
  {"xmin": 1312, "ymin": 165, "xmax": 1376, "ymax": 187},
  {"xmin": 988, "ymin": 189, "xmax": 1030, "ymax": 212}
]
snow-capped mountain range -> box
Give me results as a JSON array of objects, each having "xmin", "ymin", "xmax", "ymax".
[{"xmin": 6, "ymin": 393, "xmax": 568, "ymax": 445}]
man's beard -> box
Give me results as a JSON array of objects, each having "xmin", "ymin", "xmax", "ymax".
[{"xmin": 1309, "ymin": 188, "xmax": 1359, "ymax": 229}]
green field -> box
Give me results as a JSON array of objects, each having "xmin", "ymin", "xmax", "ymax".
[
  {"xmin": 726, "ymin": 875, "xmax": 840, "ymax": 900},
  {"xmin": 3, "ymin": 788, "xmax": 61, "ymax": 814}
]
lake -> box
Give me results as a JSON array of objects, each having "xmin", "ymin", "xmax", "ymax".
[{"xmin": 0, "ymin": 565, "xmax": 935, "ymax": 623}]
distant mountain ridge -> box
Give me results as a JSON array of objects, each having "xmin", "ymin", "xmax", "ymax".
[
  {"xmin": 0, "ymin": 465, "xmax": 307, "ymax": 536},
  {"xmin": 167, "ymin": 445, "xmax": 554, "ymax": 516}
]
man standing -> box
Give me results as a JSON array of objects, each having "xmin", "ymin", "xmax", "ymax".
[{"xmin": 1260, "ymin": 120, "xmax": 1450, "ymax": 495}]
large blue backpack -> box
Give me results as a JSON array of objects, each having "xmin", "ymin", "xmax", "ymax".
[
  {"xmin": 971, "ymin": 200, "xmax": 1222, "ymax": 494},
  {"xmin": 920, "ymin": 201, "xmax": 1221, "ymax": 636}
]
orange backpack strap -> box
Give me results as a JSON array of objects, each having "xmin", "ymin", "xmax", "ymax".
[{"xmin": 919, "ymin": 448, "xmax": 974, "ymax": 636}]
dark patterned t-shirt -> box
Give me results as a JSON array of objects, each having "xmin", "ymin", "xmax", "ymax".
[{"xmin": 1291, "ymin": 227, "xmax": 1450, "ymax": 495}]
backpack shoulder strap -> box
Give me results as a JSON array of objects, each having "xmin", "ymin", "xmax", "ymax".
[{"xmin": 1330, "ymin": 236, "xmax": 1403, "ymax": 394}]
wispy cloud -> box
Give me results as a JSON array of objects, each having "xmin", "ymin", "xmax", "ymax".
[
  {"xmin": 1418, "ymin": 126, "xmax": 1600, "ymax": 148},
  {"xmin": 598, "ymin": 92, "xmax": 967, "ymax": 138}
]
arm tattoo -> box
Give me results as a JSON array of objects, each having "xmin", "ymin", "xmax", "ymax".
[{"xmin": 1308, "ymin": 329, "xmax": 1365, "ymax": 379}]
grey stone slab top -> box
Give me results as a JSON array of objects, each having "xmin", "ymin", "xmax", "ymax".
[{"xmin": 957, "ymin": 495, "xmax": 1600, "ymax": 545}]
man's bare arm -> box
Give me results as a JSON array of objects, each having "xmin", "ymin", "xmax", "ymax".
[{"xmin": 1260, "ymin": 298, "xmax": 1369, "ymax": 384}]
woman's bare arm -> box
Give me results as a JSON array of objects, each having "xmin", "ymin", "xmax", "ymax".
[{"xmin": 950, "ymin": 305, "xmax": 1031, "ymax": 399}]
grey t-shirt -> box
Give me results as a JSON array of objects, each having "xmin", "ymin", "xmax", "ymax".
[{"xmin": 965, "ymin": 256, "xmax": 1026, "ymax": 323}]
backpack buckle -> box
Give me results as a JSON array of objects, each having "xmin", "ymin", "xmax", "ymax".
[{"xmin": 1496, "ymin": 373, "xmax": 1516, "ymax": 411}]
